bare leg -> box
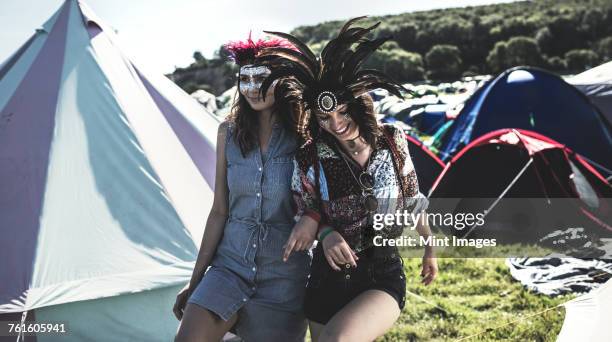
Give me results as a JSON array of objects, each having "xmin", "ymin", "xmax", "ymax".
[
  {"xmin": 318, "ymin": 290, "xmax": 401, "ymax": 342},
  {"xmin": 175, "ymin": 303, "xmax": 238, "ymax": 342}
]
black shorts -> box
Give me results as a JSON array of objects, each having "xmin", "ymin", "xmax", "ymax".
[{"xmin": 303, "ymin": 246, "xmax": 406, "ymax": 325}]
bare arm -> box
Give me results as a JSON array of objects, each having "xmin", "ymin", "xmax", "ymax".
[
  {"xmin": 388, "ymin": 122, "xmax": 437, "ymax": 284},
  {"xmin": 188, "ymin": 121, "xmax": 230, "ymax": 290},
  {"xmin": 415, "ymin": 212, "xmax": 435, "ymax": 257}
]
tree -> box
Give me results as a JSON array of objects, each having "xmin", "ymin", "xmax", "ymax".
[
  {"xmin": 596, "ymin": 36, "xmax": 612, "ymax": 61},
  {"xmin": 193, "ymin": 51, "xmax": 205, "ymax": 62},
  {"xmin": 431, "ymin": 17, "xmax": 472, "ymax": 48},
  {"xmin": 364, "ymin": 48, "xmax": 425, "ymax": 82},
  {"xmin": 546, "ymin": 56, "xmax": 566, "ymax": 71},
  {"xmin": 380, "ymin": 40, "xmax": 401, "ymax": 51},
  {"xmin": 192, "ymin": 51, "xmax": 207, "ymax": 67},
  {"xmin": 462, "ymin": 16, "xmax": 491, "ymax": 74},
  {"xmin": 542, "ymin": 15, "xmax": 584, "ymax": 56},
  {"xmin": 565, "ymin": 49, "xmax": 599, "ymax": 72},
  {"xmin": 535, "ymin": 27, "xmax": 553, "ymax": 56},
  {"xmin": 425, "ymin": 44, "xmax": 462, "ymax": 80},
  {"xmin": 415, "ymin": 30, "xmax": 435, "ymax": 55},
  {"xmin": 489, "ymin": 17, "xmax": 538, "ymax": 42},
  {"xmin": 580, "ymin": 9, "xmax": 606, "ymax": 40},
  {"xmin": 394, "ymin": 23, "xmax": 418, "ymax": 51},
  {"xmin": 487, "ymin": 36, "xmax": 543, "ymax": 73}
]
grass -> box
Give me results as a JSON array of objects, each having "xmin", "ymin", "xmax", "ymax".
[
  {"xmin": 301, "ymin": 240, "xmax": 577, "ymax": 341},
  {"xmin": 303, "ymin": 256, "xmax": 574, "ymax": 341},
  {"xmin": 376, "ymin": 257, "xmax": 575, "ymax": 342}
]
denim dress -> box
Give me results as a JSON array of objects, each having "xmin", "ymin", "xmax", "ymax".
[{"xmin": 187, "ymin": 121, "xmax": 311, "ymax": 342}]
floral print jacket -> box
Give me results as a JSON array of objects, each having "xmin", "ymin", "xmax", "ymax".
[{"xmin": 291, "ymin": 123, "xmax": 429, "ymax": 253}]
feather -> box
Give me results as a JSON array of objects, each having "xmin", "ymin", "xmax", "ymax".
[
  {"xmin": 259, "ymin": 66, "xmax": 313, "ymax": 101},
  {"xmin": 339, "ymin": 16, "xmax": 369, "ymax": 34},
  {"xmin": 260, "ymin": 16, "xmax": 406, "ymax": 121},
  {"xmin": 258, "ymin": 47, "xmax": 317, "ymax": 77},
  {"xmin": 352, "ymin": 69, "xmax": 394, "ymax": 82},
  {"xmin": 263, "ymin": 30, "xmax": 317, "ymax": 63},
  {"xmin": 341, "ymin": 37, "xmax": 390, "ymax": 81}
]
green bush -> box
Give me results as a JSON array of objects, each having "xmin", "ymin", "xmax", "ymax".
[
  {"xmin": 546, "ymin": 56, "xmax": 567, "ymax": 71},
  {"xmin": 596, "ymin": 36, "xmax": 612, "ymax": 61},
  {"xmin": 425, "ymin": 44, "xmax": 463, "ymax": 80},
  {"xmin": 365, "ymin": 48, "xmax": 425, "ymax": 82},
  {"xmin": 565, "ymin": 49, "xmax": 600, "ymax": 72},
  {"xmin": 487, "ymin": 36, "xmax": 543, "ymax": 73}
]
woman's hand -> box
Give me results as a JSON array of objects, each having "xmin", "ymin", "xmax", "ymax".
[
  {"xmin": 283, "ymin": 216, "xmax": 318, "ymax": 261},
  {"xmin": 321, "ymin": 231, "xmax": 359, "ymax": 271},
  {"xmin": 421, "ymin": 248, "xmax": 438, "ymax": 285},
  {"xmin": 173, "ymin": 283, "xmax": 193, "ymax": 320}
]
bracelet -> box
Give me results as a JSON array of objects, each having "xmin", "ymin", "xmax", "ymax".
[{"xmin": 318, "ymin": 226, "xmax": 334, "ymax": 242}]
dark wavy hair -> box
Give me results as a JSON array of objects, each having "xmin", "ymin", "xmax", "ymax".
[{"xmin": 226, "ymin": 78, "xmax": 298, "ymax": 157}]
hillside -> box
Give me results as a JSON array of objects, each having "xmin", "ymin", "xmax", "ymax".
[{"xmin": 171, "ymin": 0, "xmax": 612, "ymax": 94}]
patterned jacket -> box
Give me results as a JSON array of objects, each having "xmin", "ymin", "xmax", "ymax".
[{"xmin": 291, "ymin": 122, "xmax": 429, "ymax": 253}]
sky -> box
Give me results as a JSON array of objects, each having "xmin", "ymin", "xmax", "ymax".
[{"xmin": 0, "ymin": 0, "xmax": 518, "ymax": 75}]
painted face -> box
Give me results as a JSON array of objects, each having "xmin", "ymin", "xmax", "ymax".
[
  {"xmin": 239, "ymin": 64, "xmax": 276, "ymax": 111},
  {"xmin": 315, "ymin": 103, "xmax": 360, "ymax": 141}
]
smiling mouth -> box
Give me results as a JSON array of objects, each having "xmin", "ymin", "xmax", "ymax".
[{"xmin": 333, "ymin": 122, "xmax": 350, "ymax": 136}]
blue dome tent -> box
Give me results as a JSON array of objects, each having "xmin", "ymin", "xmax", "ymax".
[{"xmin": 436, "ymin": 66, "xmax": 612, "ymax": 177}]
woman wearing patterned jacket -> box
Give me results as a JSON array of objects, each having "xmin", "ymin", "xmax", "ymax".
[{"xmin": 260, "ymin": 17, "xmax": 439, "ymax": 341}]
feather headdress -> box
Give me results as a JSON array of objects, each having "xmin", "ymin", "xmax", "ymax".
[
  {"xmin": 258, "ymin": 16, "xmax": 408, "ymax": 139},
  {"xmin": 224, "ymin": 31, "xmax": 296, "ymax": 67}
]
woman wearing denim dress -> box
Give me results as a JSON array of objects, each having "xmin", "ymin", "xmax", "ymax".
[
  {"xmin": 260, "ymin": 17, "xmax": 439, "ymax": 341},
  {"xmin": 173, "ymin": 36, "xmax": 316, "ymax": 342}
]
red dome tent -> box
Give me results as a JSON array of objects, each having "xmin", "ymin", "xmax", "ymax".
[
  {"xmin": 405, "ymin": 133, "xmax": 445, "ymax": 194},
  {"xmin": 428, "ymin": 129, "xmax": 611, "ymax": 243}
]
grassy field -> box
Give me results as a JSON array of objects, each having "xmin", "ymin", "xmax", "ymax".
[
  {"xmin": 376, "ymin": 257, "xmax": 575, "ymax": 342},
  {"xmin": 298, "ymin": 240, "xmax": 580, "ymax": 341}
]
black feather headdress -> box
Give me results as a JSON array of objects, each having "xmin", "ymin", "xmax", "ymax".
[{"xmin": 259, "ymin": 16, "xmax": 408, "ymax": 138}]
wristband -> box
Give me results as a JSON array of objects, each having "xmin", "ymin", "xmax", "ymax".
[{"xmin": 318, "ymin": 226, "xmax": 334, "ymax": 242}]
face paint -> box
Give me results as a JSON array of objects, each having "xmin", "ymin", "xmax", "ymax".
[{"xmin": 239, "ymin": 64, "xmax": 271, "ymax": 95}]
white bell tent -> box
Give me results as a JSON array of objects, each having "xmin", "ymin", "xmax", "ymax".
[{"xmin": 0, "ymin": 0, "xmax": 219, "ymax": 340}]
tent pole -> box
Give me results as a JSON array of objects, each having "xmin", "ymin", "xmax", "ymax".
[
  {"xmin": 16, "ymin": 310, "xmax": 28, "ymax": 342},
  {"xmin": 462, "ymin": 157, "xmax": 534, "ymax": 239}
]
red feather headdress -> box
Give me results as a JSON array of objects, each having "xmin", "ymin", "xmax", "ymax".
[{"xmin": 224, "ymin": 31, "xmax": 297, "ymax": 66}]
